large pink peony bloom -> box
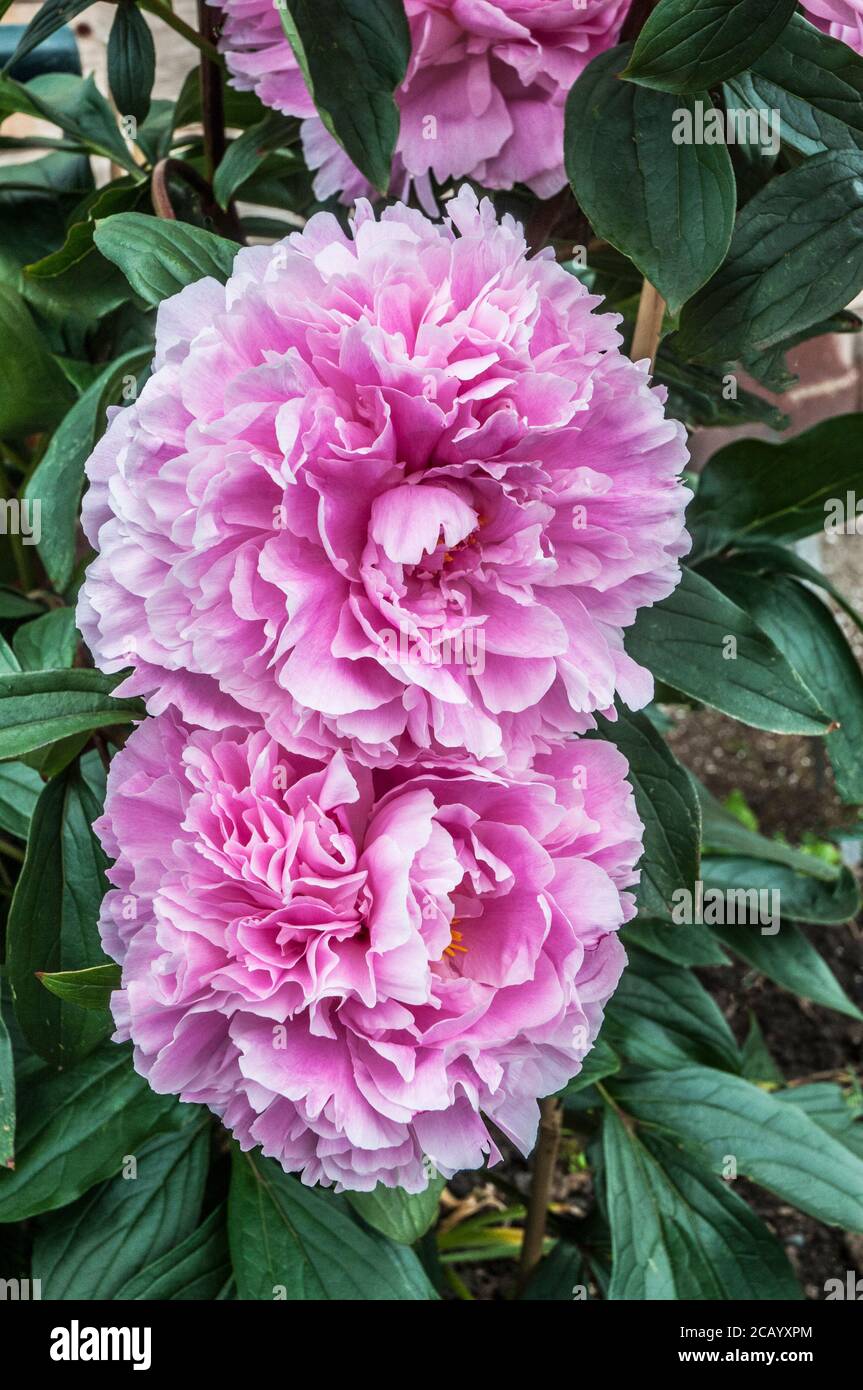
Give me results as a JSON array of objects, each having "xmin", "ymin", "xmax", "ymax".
[
  {"xmin": 96, "ymin": 711, "xmax": 642, "ymax": 1190},
  {"xmin": 800, "ymin": 0, "xmax": 863, "ymax": 50},
  {"xmin": 210, "ymin": 0, "xmax": 631, "ymax": 200},
  {"xmin": 78, "ymin": 188, "xmax": 689, "ymax": 768}
]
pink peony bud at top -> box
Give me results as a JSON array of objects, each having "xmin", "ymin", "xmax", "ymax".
[
  {"xmin": 800, "ymin": 0, "xmax": 863, "ymax": 50},
  {"xmin": 209, "ymin": 0, "xmax": 632, "ymax": 202},
  {"xmin": 78, "ymin": 187, "xmax": 689, "ymax": 769},
  {"xmin": 95, "ymin": 710, "xmax": 642, "ymax": 1191}
]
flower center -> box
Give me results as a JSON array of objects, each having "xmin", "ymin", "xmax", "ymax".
[{"xmin": 443, "ymin": 919, "xmax": 468, "ymax": 959}]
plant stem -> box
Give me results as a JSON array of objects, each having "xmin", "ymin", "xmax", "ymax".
[
  {"xmin": 517, "ymin": 1095, "xmax": 562, "ymax": 1293},
  {"xmin": 0, "ymin": 838, "xmax": 25, "ymax": 864},
  {"xmin": 631, "ymin": 279, "xmax": 666, "ymax": 368},
  {"xmin": 137, "ymin": 0, "xmax": 223, "ymax": 65},
  {"xmin": 197, "ymin": 0, "xmax": 227, "ymax": 181}
]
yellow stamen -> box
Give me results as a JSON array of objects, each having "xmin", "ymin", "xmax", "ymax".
[{"xmin": 444, "ymin": 926, "xmax": 467, "ymax": 958}]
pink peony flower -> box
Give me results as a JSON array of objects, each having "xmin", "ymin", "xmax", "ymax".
[
  {"xmin": 800, "ymin": 0, "xmax": 863, "ymax": 50},
  {"xmin": 210, "ymin": 0, "xmax": 631, "ymax": 200},
  {"xmin": 78, "ymin": 188, "xmax": 689, "ymax": 768},
  {"xmin": 95, "ymin": 710, "xmax": 642, "ymax": 1190}
]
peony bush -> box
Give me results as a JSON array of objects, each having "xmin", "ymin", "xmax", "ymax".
[
  {"xmin": 80, "ymin": 183, "xmax": 673, "ymax": 1189},
  {"xmin": 1, "ymin": 0, "xmax": 862, "ymax": 1309}
]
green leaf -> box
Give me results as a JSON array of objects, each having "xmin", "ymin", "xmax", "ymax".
[
  {"xmin": 603, "ymin": 1106, "xmax": 800, "ymax": 1299},
  {"xmin": 701, "ymin": 854, "xmax": 860, "ymax": 925},
  {"xmin": 777, "ymin": 1084, "xmax": 863, "ymax": 1158},
  {"xmin": 114, "ymin": 1203, "xmax": 232, "ymax": 1300},
  {"xmin": 726, "ymin": 15, "xmax": 863, "ymax": 158},
  {"xmin": 0, "ymin": 635, "xmax": 19, "ymax": 675},
  {"xmin": 0, "ymin": 587, "xmax": 43, "ymax": 619},
  {"xmin": 13, "ymin": 608, "xmax": 77, "ymax": 671},
  {"xmin": 132, "ymin": 97, "xmax": 174, "ymax": 165},
  {"xmin": 24, "ymin": 347, "xmax": 150, "ymax": 592},
  {"xmin": 0, "ymin": 993, "xmax": 13, "ymax": 1169},
  {"xmin": 7, "ymin": 752, "xmax": 113, "ymax": 1064},
  {"xmin": 0, "ymin": 669, "xmax": 143, "ymax": 761},
  {"xmin": 25, "ymin": 178, "xmax": 145, "ymax": 280},
  {"xmin": 560, "ymin": 1034, "xmax": 621, "ymax": 1102},
  {"xmin": 228, "ymin": 1147, "xmax": 438, "ymax": 1300},
  {"xmin": 719, "ymin": 541, "xmax": 863, "ymax": 639},
  {"xmin": 213, "ymin": 111, "xmax": 299, "ymax": 210},
  {"xmin": 710, "ymin": 921, "xmax": 862, "ymax": 1021},
  {"xmin": 346, "ymin": 1176, "xmax": 444, "ymax": 1245},
  {"xmin": 38, "ymin": 963, "xmax": 121, "ymax": 1012},
  {"xmin": 0, "ymin": 1042, "xmax": 185, "ymax": 1222},
  {"xmin": 604, "ymin": 946, "xmax": 741, "ymax": 1073},
  {"xmin": 564, "ymin": 46, "xmax": 735, "ymax": 317},
  {"xmin": 697, "ymin": 779, "xmax": 839, "ymax": 882},
  {"xmin": 26, "ymin": 733, "xmax": 91, "ymax": 781},
  {"xmin": 676, "ymin": 152, "xmax": 863, "ymax": 363},
  {"xmin": 280, "ymin": 0, "xmax": 410, "ymax": 195},
  {"xmin": 623, "ymin": 0, "xmax": 798, "ymax": 95},
  {"xmin": 611, "ymin": 1065, "xmax": 863, "ymax": 1230},
  {"xmin": 107, "ymin": 1, "xmax": 155, "ymax": 126},
  {"xmin": 701, "ymin": 561, "xmax": 863, "ymax": 803},
  {"xmin": 689, "ymin": 415, "xmax": 863, "ymax": 558},
  {"xmin": 174, "ymin": 65, "xmax": 268, "ymax": 132},
  {"xmin": 521, "ymin": 1241, "xmax": 585, "ymax": 1301},
  {"xmin": 22, "ymin": 235, "xmax": 134, "ymax": 329},
  {"xmin": 740, "ymin": 1012, "xmax": 784, "ymax": 1085},
  {"xmin": 593, "ymin": 705, "xmax": 700, "ymax": 922},
  {"xmin": 0, "ymin": 73, "xmax": 138, "ymax": 173},
  {"xmin": 0, "ymin": 280, "xmax": 73, "ymax": 434},
  {"xmin": 0, "ymin": 761, "xmax": 43, "ymax": 840},
  {"xmin": 621, "ymin": 918, "xmax": 730, "ymax": 968},
  {"xmin": 654, "ymin": 347, "xmax": 788, "ymax": 432},
  {"xmin": 625, "ymin": 567, "xmax": 831, "ymax": 735},
  {"xmin": 94, "ymin": 212, "xmax": 240, "ymax": 306},
  {"xmin": 32, "ymin": 1123, "xmax": 209, "ymax": 1299},
  {"xmin": 0, "ymin": 152, "xmax": 91, "ymax": 298},
  {"xmin": 2, "ymin": 0, "xmax": 95, "ymax": 74}
]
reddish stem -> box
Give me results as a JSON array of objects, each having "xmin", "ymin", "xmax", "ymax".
[{"xmin": 197, "ymin": 0, "xmax": 226, "ymax": 181}]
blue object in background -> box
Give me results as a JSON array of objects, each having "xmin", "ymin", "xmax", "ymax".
[{"xmin": 0, "ymin": 23, "xmax": 81, "ymax": 81}]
